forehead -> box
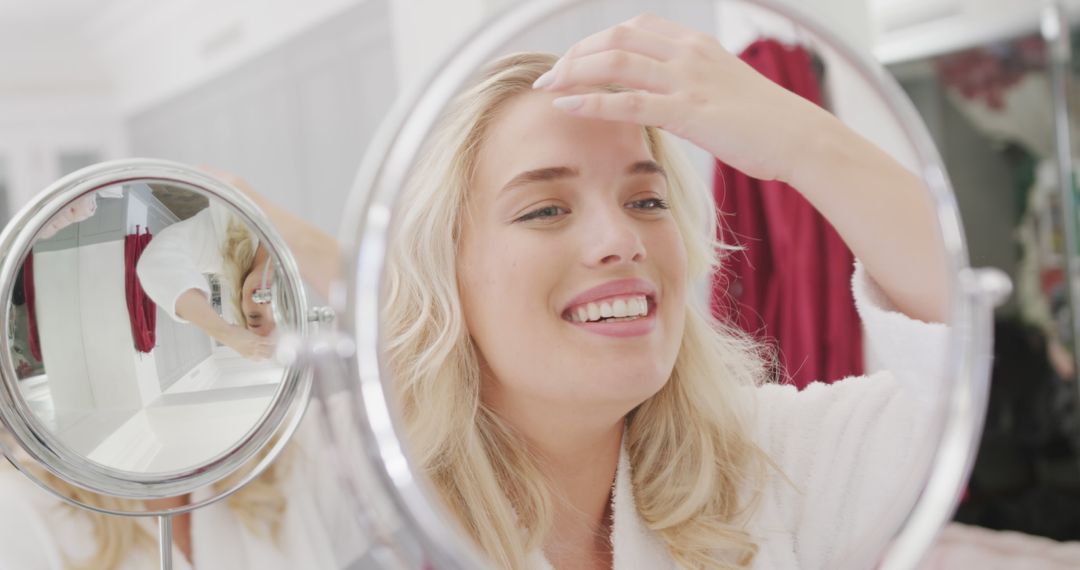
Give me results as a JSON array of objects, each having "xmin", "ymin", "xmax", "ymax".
[{"xmin": 474, "ymin": 90, "xmax": 655, "ymax": 191}]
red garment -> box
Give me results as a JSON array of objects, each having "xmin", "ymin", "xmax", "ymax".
[
  {"xmin": 711, "ymin": 38, "xmax": 862, "ymax": 389},
  {"xmin": 125, "ymin": 226, "xmax": 157, "ymax": 353},
  {"xmin": 23, "ymin": 253, "xmax": 42, "ymax": 362}
]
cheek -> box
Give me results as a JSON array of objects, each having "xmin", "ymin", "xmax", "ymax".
[
  {"xmin": 461, "ymin": 233, "xmax": 541, "ymax": 329},
  {"xmin": 653, "ymin": 222, "xmax": 689, "ymax": 289},
  {"xmin": 652, "ymin": 223, "xmax": 689, "ymax": 341},
  {"xmin": 458, "ymin": 230, "xmax": 566, "ymax": 377}
]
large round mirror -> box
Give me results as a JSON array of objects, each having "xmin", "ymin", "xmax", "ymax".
[
  {"xmin": 0, "ymin": 160, "xmax": 311, "ymax": 505},
  {"xmin": 316, "ymin": 1, "xmax": 1009, "ymax": 569}
]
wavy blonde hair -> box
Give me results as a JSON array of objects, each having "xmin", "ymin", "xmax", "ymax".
[
  {"xmin": 384, "ymin": 52, "xmax": 771, "ymax": 569},
  {"xmin": 221, "ymin": 216, "xmax": 258, "ymax": 328}
]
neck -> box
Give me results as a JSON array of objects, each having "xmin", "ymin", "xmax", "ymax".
[
  {"xmin": 540, "ymin": 421, "xmax": 622, "ymax": 569},
  {"xmin": 484, "ymin": 384, "xmax": 625, "ymax": 566}
]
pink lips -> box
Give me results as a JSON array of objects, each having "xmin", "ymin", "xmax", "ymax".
[{"xmin": 562, "ymin": 278, "xmax": 658, "ymax": 338}]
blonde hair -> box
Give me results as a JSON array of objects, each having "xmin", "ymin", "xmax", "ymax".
[
  {"xmin": 221, "ymin": 216, "xmax": 258, "ymax": 328},
  {"xmin": 384, "ymin": 53, "xmax": 770, "ymax": 569}
]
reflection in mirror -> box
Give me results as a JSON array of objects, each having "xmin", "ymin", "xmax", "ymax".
[
  {"xmin": 10, "ymin": 181, "xmax": 286, "ymax": 474},
  {"xmin": 374, "ymin": 3, "xmax": 955, "ymax": 569}
]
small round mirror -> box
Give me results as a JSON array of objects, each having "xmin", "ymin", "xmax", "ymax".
[{"xmin": 0, "ymin": 159, "xmax": 311, "ymax": 506}]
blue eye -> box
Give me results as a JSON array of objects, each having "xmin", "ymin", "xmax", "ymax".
[
  {"xmin": 516, "ymin": 205, "xmax": 567, "ymax": 222},
  {"xmin": 629, "ymin": 198, "xmax": 669, "ymax": 210}
]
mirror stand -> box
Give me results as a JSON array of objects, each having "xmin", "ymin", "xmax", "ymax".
[{"xmin": 158, "ymin": 514, "xmax": 173, "ymax": 570}]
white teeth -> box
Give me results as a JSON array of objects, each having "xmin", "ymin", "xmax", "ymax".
[{"xmin": 570, "ymin": 295, "xmax": 651, "ymax": 323}]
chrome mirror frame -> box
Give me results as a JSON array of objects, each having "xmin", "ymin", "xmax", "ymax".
[
  {"xmin": 330, "ymin": 0, "xmax": 1011, "ymax": 568},
  {"xmin": 0, "ymin": 158, "xmax": 312, "ymax": 514}
]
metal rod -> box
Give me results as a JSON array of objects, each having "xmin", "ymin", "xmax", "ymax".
[
  {"xmin": 1043, "ymin": 1, "xmax": 1080, "ymax": 385},
  {"xmin": 158, "ymin": 514, "xmax": 173, "ymax": 570}
]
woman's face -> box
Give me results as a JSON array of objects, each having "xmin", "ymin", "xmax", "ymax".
[
  {"xmin": 459, "ymin": 90, "xmax": 687, "ymax": 417},
  {"xmin": 241, "ymin": 264, "xmax": 275, "ymax": 337}
]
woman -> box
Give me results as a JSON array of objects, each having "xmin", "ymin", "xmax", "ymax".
[
  {"xmin": 135, "ymin": 167, "xmax": 342, "ymax": 360},
  {"xmin": 136, "ymin": 202, "xmax": 278, "ymax": 360},
  {"xmin": 385, "ymin": 14, "xmax": 949, "ymax": 570}
]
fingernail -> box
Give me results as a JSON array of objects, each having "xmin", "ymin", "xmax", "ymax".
[
  {"xmin": 552, "ymin": 95, "xmax": 584, "ymax": 111},
  {"xmin": 533, "ymin": 70, "xmax": 555, "ymax": 89}
]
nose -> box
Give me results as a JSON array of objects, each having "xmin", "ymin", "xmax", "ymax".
[{"xmin": 583, "ymin": 203, "xmax": 646, "ymax": 268}]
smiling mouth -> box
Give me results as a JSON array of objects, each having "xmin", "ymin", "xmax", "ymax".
[{"xmin": 563, "ymin": 294, "xmax": 656, "ymax": 324}]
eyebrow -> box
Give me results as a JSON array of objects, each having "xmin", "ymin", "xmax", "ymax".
[
  {"xmin": 498, "ymin": 160, "xmax": 666, "ymax": 195},
  {"xmin": 627, "ymin": 160, "xmax": 667, "ymax": 178},
  {"xmin": 499, "ymin": 166, "xmax": 579, "ymax": 194}
]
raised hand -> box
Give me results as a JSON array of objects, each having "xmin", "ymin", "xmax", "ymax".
[{"xmin": 531, "ymin": 13, "xmax": 837, "ymax": 185}]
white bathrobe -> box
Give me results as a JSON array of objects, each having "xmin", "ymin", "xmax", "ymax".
[
  {"xmin": 530, "ymin": 262, "xmax": 949, "ymax": 569},
  {"xmin": 0, "ymin": 262, "xmax": 947, "ymax": 569},
  {"xmin": 136, "ymin": 203, "xmax": 257, "ymax": 325}
]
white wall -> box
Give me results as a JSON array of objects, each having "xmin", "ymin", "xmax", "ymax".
[
  {"xmin": 0, "ymin": 0, "xmax": 373, "ymax": 223},
  {"xmin": 0, "ymin": 10, "xmax": 127, "ymax": 216},
  {"xmin": 88, "ymin": 0, "xmax": 368, "ymax": 115}
]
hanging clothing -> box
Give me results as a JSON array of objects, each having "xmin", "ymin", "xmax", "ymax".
[
  {"xmin": 712, "ymin": 38, "xmax": 862, "ymax": 389},
  {"xmin": 125, "ymin": 226, "xmax": 157, "ymax": 353},
  {"xmin": 22, "ymin": 253, "xmax": 42, "ymax": 362}
]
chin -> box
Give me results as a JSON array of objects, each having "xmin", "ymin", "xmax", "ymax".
[{"xmin": 588, "ymin": 364, "xmax": 671, "ymax": 407}]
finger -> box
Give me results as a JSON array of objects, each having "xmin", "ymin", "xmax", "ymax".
[
  {"xmin": 538, "ymin": 50, "xmax": 673, "ymax": 93},
  {"xmin": 552, "ymin": 91, "xmax": 678, "ymax": 129},
  {"xmin": 562, "ymin": 23, "xmax": 679, "ymax": 63}
]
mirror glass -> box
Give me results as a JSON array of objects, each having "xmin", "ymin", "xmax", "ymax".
[
  {"xmin": 8, "ymin": 180, "xmax": 287, "ymax": 474},
  {"xmin": 333, "ymin": 1, "xmax": 964, "ymax": 568}
]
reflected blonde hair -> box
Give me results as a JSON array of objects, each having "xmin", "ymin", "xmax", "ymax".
[
  {"xmin": 384, "ymin": 53, "xmax": 770, "ymax": 569},
  {"xmin": 221, "ymin": 216, "xmax": 258, "ymax": 328}
]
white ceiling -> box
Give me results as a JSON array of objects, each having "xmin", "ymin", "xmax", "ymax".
[{"xmin": 0, "ymin": 0, "xmax": 110, "ymax": 26}]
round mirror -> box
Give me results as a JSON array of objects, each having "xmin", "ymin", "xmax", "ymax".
[
  {"xmin": 0, "ymin": 159, "xmax": 311, "ymax": 507},
  {"xmin": 316, "ymin": 1, "xmax": 1010, "ymax": 569}
]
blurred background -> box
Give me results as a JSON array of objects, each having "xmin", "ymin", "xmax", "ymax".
[{"xmin": 4, "ymin": 0, "xmax": 1080, "ymax": 563}]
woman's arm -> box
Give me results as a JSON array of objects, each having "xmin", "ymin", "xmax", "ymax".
[
  {"xmin": 533, "ymin": 14, "xmax": 948, "ymax": 323},
  {"xmin": 786, "ymin": 114, "xmax": 948, "ymax": 324},
  {"xmin": 137, "ymin": 209, "xmax": 274, "ymax": 360},
  {"xmin": 175, "ymin": 290, "xmax": 275, "ymax": 360}
]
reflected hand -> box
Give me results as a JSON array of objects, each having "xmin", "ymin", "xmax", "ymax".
[
  {"xmin": 531, "ymin": 13, "xmax": 835, "ymax": 184},
  {"xmin": 39, "ymin": 193, "xmax": 99, "ymax": 239},
  {"xmin": 219, "ymin": 325, "xmax": 276, "ymax": 361}
]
